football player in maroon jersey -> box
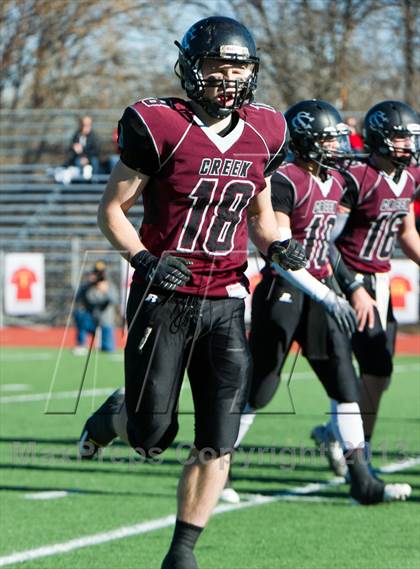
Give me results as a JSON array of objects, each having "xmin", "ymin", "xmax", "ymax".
[
  {"xmin": 227, "ymin": 99, "xmax": 411, "ymax": 505},
  {"xmin": 77, "ymin": 17, "xmax": 307, "ymax": 569},
  {"xmin": 313, "ymin": 100, "xmax": 420, "ymax": 478}
]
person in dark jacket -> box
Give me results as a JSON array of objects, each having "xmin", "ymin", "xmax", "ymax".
[{"xmin": 67, "ymin": 115, "xmax": 100, "ymax": 176}]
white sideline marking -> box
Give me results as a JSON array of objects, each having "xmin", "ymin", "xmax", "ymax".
[
  {"xmin": 0, "ymin": 353, "xmax": 52, "ymax": 362},
  {"xmin": 24, "ymin": 491, "xmax": 69, "ymax": 500},
  {"xmin": 378, "ymin": 456, "xmax": 420, "ymax": 473},
  {"xmin": 0, "ymin": 515, "xmax": 177, "ymax": 568},
  {"xmin": 0, "ymin": 388, "xmax": 113, "ymax": 404},
  {"xmin": 0, "ymin": 384, "xmax": 31, "ymax": 392},
  {"xmin": 288, "ymin": 363, "xmax": 419, "ymax": 382},
  {"xmin": 1, "ymin": 458, "xmax": 418, "ymax": 567},
  {"xmin": 0, "ymin": 352, "xmax": 124, "ymax": 363},
  {"xmin": 2, "ymin": 362, "xmax": 418, "ymax": 405}
]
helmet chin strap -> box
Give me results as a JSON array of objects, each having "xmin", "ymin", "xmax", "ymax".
[
  {"xmin": 200, "ymin": 99, "xmax": 234, "ymax": 119},
  {"xmin": 307, "ymin": 151, "xmax": 342, "ymax": 174},
  {"xmin": 296, "ymin": 154, "xmax": 330, "ymax": 180},
  {"xmin": 372, "ymin": 152, "xmax": 406, "ymax": 182},
  {"xmin": 390, "ymin": 159, "xmax": 406, "ymax": 183}
]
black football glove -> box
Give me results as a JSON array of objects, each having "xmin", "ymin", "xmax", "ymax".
[
  {"xmin": 322, "ymin": 290, "xmax": 358, "ymax": 337},
  {"xmin": 268, "ymin": 239, "xmax": 307, "ymax": 271},
  {"xmin": 130, "ymin": 250, "xmax": 192, "ymax": 291}
]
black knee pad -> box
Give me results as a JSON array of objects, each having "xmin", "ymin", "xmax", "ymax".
[
  {"xmin": 309, "ymin": 354, "xmax": 360, "ymax": 404},
  {"xmin": 127, "ymin": 416, "xmax": 179, "ymax": 458},
  {"xmin": 194, "ymin": 427, "xmax": 238, "ymax": 456},
  {"xmin": 352, "ymin": 317, "xmax": 396, "ymax": 376},
  {"xmin": 193, "ymin": 405, "xmax": 242, "ymax": 454},
  {"xmin": 359, "ymin": 357, "xmax": 393, "ymax": 377},
  {"xmin": 326, "ymin": 382, "xmax": 360, "ymax": 404}
]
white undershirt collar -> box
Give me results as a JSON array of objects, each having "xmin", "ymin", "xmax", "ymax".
[{"xmin": 192, "ymin": 113, "xmax": 245, "ymax": 154}]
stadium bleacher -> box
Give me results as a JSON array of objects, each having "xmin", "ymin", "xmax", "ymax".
[{"xmin": 0, "ymin": 161, "xmax": 142, "ymax": 325}]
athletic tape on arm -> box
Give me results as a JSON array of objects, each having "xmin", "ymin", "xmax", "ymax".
[{"xmin": 271, "ymin": 264, "xmax": 330, "ymax": 303}]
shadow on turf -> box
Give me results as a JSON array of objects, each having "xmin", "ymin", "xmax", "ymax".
[
  {"xmin": 0, "ymin": 461, "xmax": 337, "ymax": 490},
  {"xmin": 1, "ymin": 437, "xmax": 414, "ymax": 459},
  {"xmin": 237, "ymin": 486, "xmax": 420, "ymax": 503},
  {"xmin": 0, "ymin": 484, "xmax": 143, "ymax": 496}
]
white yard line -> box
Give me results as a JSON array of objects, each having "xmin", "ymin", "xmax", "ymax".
[
  {"xmin": 1, "ymin": 457, "xmax": 419, "ymax": 567},
  {"xmin": 2, "ymin": 362, "xmax": 418, "ymax": 405},
  {"xmin": 24, "ymin": 491, "xmax": 70, "ymax": 500},
  {"xmin": 377, "ymin": 457, "xmax": 420, "ymax": 474},
  {"xmin": 0, "ymin": 385, "xmax": 31, "ymax": 392},
  {"xmin": 0, "ymin": 353, "xmax": 52, "ymax": 362},
  {"xmin": 0, "ymin": 388, "xmax": 113, "ymax": 404}
]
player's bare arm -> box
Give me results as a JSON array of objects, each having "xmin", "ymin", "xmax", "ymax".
[
  {"xmin": 98, "ymin": 161, "xmax": 191, "ymax": 291},
  {"xmin": 397, "ymin": 204, "xmax": 420, "ymax": 264},
  {"xmin": 247, "ymin": 178, "xmax": 307, "ymax": 271},
  {"xmin": 247, "ymin": 179, "xmax": 283, "ymax": 253},
  {"xmin": 98, "ymin": 160, "xmax": 150, "ymax": 261}
]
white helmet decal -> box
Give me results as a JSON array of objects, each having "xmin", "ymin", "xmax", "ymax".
[{"xmin": 292, "ymin": 111, "xmax": 315, "ymax": 134}]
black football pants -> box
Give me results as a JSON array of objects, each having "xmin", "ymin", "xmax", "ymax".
[
  {"xmin": 124, "ymin": 283, "xmax": 251, "ymax": 457},
  {"xmin": 248, "ymin": 275, "xmax": 360, "ymax": 409}
]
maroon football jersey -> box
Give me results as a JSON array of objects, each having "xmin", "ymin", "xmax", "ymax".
[
  {"xmin": 118, "ymin": 98, "xmax": 287, "ymax": 297},
  {"xmin": 336, "ymin": 162, "xmax": 416, "ymax": 273},
  {"xmin": 271, "ymin": 163, "xmax": 346, "ymax": 279},
  {"xmin": 406, "ymin": 164, "xmax": 420, "ymax": 187}
]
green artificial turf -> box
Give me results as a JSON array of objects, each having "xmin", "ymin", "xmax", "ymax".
[{"xmin": 0, "ymin": 347, "xmax": 419, "ymax": 568}]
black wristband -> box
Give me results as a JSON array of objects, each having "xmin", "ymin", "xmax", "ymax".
[
  {"xmin": 332, "ymin": 256, "xmax": 363, "ymax": 297},
  {"xmin": 130, "ymin": 250, "xmax": 156, "ymax": 277}
]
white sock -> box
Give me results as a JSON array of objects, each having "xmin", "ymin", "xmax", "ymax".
[
  {"xmin": 330, "ymin": 400, "xmax": 365, "ymax": 451},
  {"xmin": 234, "ymin": 403, "xmax": 256, "ymax": 448}
]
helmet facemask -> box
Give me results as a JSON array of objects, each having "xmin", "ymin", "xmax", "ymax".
[
  {"xmin": 364, "ymin": 101, "xmax": 420, "ymax": 168},
  {"xmin": 313, "ymin": 125, "xmax": 352, "ymax": 168},
  {"xmin": 298, "ymin": 124, "xmax": 352, "ymax": 170},
  {"xmin": 175, "ymin": 43, "xmax": 259, "ymax": 119},
  {"xmin": 381, "ymin": 128, "xmax": 420, "ymax": 167}
]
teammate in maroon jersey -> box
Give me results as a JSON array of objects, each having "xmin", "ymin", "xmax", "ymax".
[
  {"xmin": 313, "ymin": 100, "xmax": 420, "ymax": 476},
  {"xmin": 77, "ymin": 17, "xmax": 307, "ymax": 569},
  {"xmin": 227, "ymin": 99, "xmax": 411, "ymax": 505}
]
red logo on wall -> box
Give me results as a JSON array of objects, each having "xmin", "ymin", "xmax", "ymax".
[
  {"xmin": 11, "ymin": 267, "xmax": 37, "ymax": 300},
  {"xmin": 390, "ymin": 275, "xmax": 412, "ymax": 309}
]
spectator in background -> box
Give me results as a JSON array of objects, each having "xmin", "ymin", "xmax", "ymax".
[
  {"xmin": 73, "ymin": 261, "xmax": 118, "ymax": 355},
  {"xmin": 67, "ymin": 116, "xmax": 100, "ymax": 178},
  {"xmin": 346, "ymin": 116, "xmax": 364, "ymax": 151},
  {"xmin": 108, "ymin": 127, "xmax": 121, "ymax": 172}
]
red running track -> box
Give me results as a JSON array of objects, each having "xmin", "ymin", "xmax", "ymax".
[{"xmin": 0, "ymin": 327, "xmax": 419, "ymax": 355}]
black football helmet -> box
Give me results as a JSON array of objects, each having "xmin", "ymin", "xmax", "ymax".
[
  {"xmin": 364, "ymin": 100, "xmax": 420, "ymax": 166},
  {"xmin": 175, "ymin": 16, "xmax": 259, "ymax": 118},
  {"xmin": 285, "ymin": 100, "xmax": 351, "ymax": 168}
]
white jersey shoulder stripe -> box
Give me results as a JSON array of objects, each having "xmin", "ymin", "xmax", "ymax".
[
  {"xmin": 361, "ymin": 170, "xmax": 382, "ymax": 204},
  {"xmin": 334, "ymin": 176, "xmax": 346, "ymax": 195},
  {"xmin": 129, "ymin": 105, "xmax": 161, "ymax": 171},
  {"xmin": 242, "ymin": 120, "xmax": 270, "ymax": 162},
  {"xmin": 344, "ymin": 169, "xmax": 361, "ymax": 196},
  {"xmin": 296, "ymin": 175, "xmax": 314, "ymax": 208},
  {"xmin": 266, "ymin": 118, "xmax": 287, "ymax": 171},
  {"xmin": 249, "ymin": 102, "xmax": 277, "ymax": 113},
  {"xmin": 130, "ymin": 104, "xmax": 193, "ymax": 171},
  {"xmin": 160, "ymin": 123, "xmax": 193, "ymax": 169},
  {"xmin": 276, "ymin": 168, "xmax": 298, "ymax": 208},
  {"xmin": 405, "ymin": 169, "xmax": 417, "ymax": 188}
]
